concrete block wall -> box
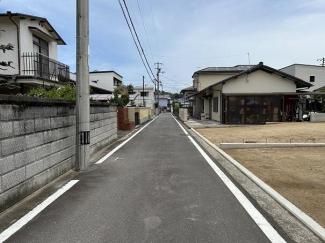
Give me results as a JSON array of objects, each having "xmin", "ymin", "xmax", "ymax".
[{"xmin": 0, "ymin": 95, "xmax": 117, "ymax": 212}]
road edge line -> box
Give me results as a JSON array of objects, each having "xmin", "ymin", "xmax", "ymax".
[
  {"xmin": 171, "ymin": 115, "xmax": 286, "ymax": 243},
  {"xmin": 191, "ymin": 127, "xmax": 325, "ymax": 242},
  {"xmin": 0, "ymin": 180, "xmax": 79, "ymax": 243},
  {"xmin": 95, "ymin": 114, "xmax": 160, "ymax": 164}
]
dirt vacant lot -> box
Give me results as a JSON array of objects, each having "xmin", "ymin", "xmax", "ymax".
[
  {"xmin": 197, "ymin": 122, "xmax": 325, "ymax": 144},
  {"xmin": 224, "ymin": 147, "xmax": 325, "ymax": 228}
]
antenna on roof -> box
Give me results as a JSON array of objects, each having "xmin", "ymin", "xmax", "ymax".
[
  {"xmin": 247, "ymin": 53, "xmax": 251, "ymax": 69},
  {"xmin": 195, "ymin": 67, "xmax": 201, "ymax": 71},
  {"xmin": 317, "ymin": 58, "xmax": 325, "ymax": 67}
]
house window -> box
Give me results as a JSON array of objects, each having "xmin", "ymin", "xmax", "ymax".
[
  {"xmin": 140, "ymin": 92, "xmax": 149, "ymax": 97},
  {"xmin": 33, "ymin": 35, "xmax": 49, "ymax": 56},
  {"xmin": 213, "ymin": 97, "xmax": 218, "ymax": 112},
  {"xmin": 113, "ymin": 78, "xmax": 122, "ymax": 86},
  {"xmin": 310, "ymin": 76, "xmax": 315, "ymax": 82}
]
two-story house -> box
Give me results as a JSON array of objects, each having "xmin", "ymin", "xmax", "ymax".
[
  {"xmin": 89, "ymin": 71, "xmax": 123, "ymax": 93},
  {"xmin": 0, "ymin": 12, "xmax": 112, "ymax": 95},
  {"xmin": 0, "ymin": 12, "xmax": 72, "ymax": 94},
  {"xmin": 130, "ymin": 86, "xmax": 155, "ymax": 109},
  {"xmin": 190, "ymin": 62, "xmax": 312, "ymax": 124},
  {"xmin": 280, "ymin": 64, "xmax": 325, "ymax": 91}
]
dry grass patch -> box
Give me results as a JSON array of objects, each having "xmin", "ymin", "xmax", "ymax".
[
  {"xmin": 224, "ymin": 147, "xmax": 325, "ymax": 228},
  {"xmin": 197, "ymin": 122, "xmax": 325, "ymax": 145}
]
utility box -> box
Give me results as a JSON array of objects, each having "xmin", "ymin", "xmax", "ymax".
[{"xmin": 179, "ymin": 108, "xmax": 188, "ymax": 121}]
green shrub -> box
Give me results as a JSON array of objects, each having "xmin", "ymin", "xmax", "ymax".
[{"xmin": 27, "ymin": 84, "xmax": 77, "ymax": 100}]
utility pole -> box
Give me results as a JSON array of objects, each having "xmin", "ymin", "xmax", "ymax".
[
  {"xmin": 318, "ymin": 58, "xmax": 325, "ymax": 67},
  {"xmin": 155, "ymin": 62, "xmax": 163, "ymax": 114},
  {"xmin": 76, "ymin": 0, "xmax": 90, "ymax": 171},
  {"xmin": 142, "ymin": 76, "xmax": 145, "ymax": 107}
]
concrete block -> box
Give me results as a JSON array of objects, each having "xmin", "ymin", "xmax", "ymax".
[
  {"xmin": 35, "ymin": 144, "xmax": 51, "ymax": 160},
  {"xmin": 50, "ymin": 107, "xmax": 58, "ymax": 117},
  {"xmin": 2, "ymin": 167, "xmax": 26, "ymax": 191},
  {"xmin": 90, "ymin": 114, "xmax": 95, "ymax": 122},
  {"xmin": 26, "ymin": 133, "xmax": 43, "ymax": 149},
  {"xmin": 26, "ymin": 159, "xmax": 44, "ymax": 179},
  {"xmin": 0, "ymin": 155, "xmax": 14, "ymax": 175},
  {"xmin": 0, "ymin": 105, "xmax": 14, "ymax": 120},
  {"xmin": 42, "ymin": 107, "xmax": 53, "ymax": 118},
  {"xmin": 35, "ymin": 118, "xmax": 51, "ymax": 132},
  {"xmin": 24, "ymin": 120, "xmax": 35, "ymax": 134},
  {"xmin": 24, "ymin": 148, "xmax": 37, "ymax": 165},
  {"xmin": 50, "ymin": 117, "xmax": 64, "ymax": 129},
  {"xmin": 23, "ymin": 106, "xmax": 43, "ymax": 119},
  {"xmin": 0, "ymin": 121, "xmax": 13, "ymax": 139},
  {"xmin": 13, "ymin": 120, "xmax": 36, "ymax": 135},
  {"xmin": 103, "ymin": 113, "xmax": 110, "ymax": 119},
  {"xmin": 43, "ymin": 153, "xmax": 58, "ymax": 169},
  {"xmin": 43, "ymin": 130, "xmax": 56, "ymax": 144},
  {"xmin": 1, "ymin": 136, "xmax": 25, "ymax": 156},
  {"xmin": 57, "ymin": 107, "xmax": 69, "ymax": 116}
]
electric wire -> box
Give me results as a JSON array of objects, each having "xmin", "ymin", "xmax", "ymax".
[
  {"xmin": 121, "ymin": 0, "xmax": 157, "ymax": 80},
  {"xmin": 118, "ymin": 0, "xmax": 155, "ymax": 83},
  {"xmin": 136, "ymin": 0, "xmax": 154, "ymax": 58}
]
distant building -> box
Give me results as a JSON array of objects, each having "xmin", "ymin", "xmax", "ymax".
[
  {"xmin": 189, "ymin": 62, "xmax": 312, "ymax": 124},
  {"xmin": 130, "ymin": 86, "xmax": 155, "ymax": 109},
  {"xmin": 280, "ymin": 64, "xmax": 325, "ymax": 91},
  {"xmin": 89, "ymin": 71, "xmax": 123, "ymax": 93},
  {"xmin": 158, "ymin": 95, "xmax": 171, "ymax": 111}
]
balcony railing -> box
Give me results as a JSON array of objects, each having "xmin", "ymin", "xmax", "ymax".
[{"xmin": 22, "ymin": 52, "xmax": 70, "ymax": 82}]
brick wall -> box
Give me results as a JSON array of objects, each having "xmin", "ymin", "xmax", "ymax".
[
  {"xmin": 0, "ymin": 95, "xmax": 117, "ymax": 212},
  {"xmin": 117, "ymin": 107, "xmax": 135, "ymax": 130}
]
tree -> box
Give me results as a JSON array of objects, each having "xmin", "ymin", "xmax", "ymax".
[
  {"xmin": 127, "ymin": 84, "xmax": 134, "ymax": 94},
  {"xmin": 109, "ymin": 87, "xmax": 130, "ymax": 107}
]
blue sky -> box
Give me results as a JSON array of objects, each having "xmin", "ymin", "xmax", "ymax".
[{"xmin": 1, "ymin": 0, "xmax": 325, "ymax": 92}]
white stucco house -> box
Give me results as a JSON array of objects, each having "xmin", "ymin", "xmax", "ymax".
[
  {"xmin": 89, "ymin": 71, "xmax": 123, "ymax": 93},
  {"xmin": 158, "ymin": 95, "xmax": 171, "ymax": 110},
  {"xmin": 189, "ymin": 62, "xmax": 312, "ymax": 124},
  {"xmin": 280, "ymin": 64, "xmax": 325, "ymax": 91},
  {"xmin": 130, "ymin": 86, "xmax": 155, "ymax": 109},
  {"xmin": 0, "ymin": 12, "xmax": 71, "ymax": 94},
  {"xmin": 0, "ymin": 12, "xmax": 112, "ymax": 95}
]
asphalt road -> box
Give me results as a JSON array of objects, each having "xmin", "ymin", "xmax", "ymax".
[{"xmin": 6, "ymin": 113, "xmax": 274, "ymax": 243}]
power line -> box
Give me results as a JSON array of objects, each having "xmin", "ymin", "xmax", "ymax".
[
  {"xmin": 136, "ymin": 0, "xmax": 154, "ymax": 57},
  {"xmin": 149, "ymin": 0, "xmax": 159, "ymax": 55},
  {"xmin": 120, "ymin": 0, "xmax": 157, "ymax": 80},
  {"xmin": 118, "ymin": 0, "xmax": 154, "ymax": 82},
  {"xmin": 145, "ymin": 53, "xmax": 248, "ymax": 60}
]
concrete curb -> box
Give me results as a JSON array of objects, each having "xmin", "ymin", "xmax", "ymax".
[
  {"xmin": 191, "ymin": 128, "xmax": 325, "ymax": 242},
  {"xmin": 220, "ymin": 143, "xmax": 325, "ymax": 149}
]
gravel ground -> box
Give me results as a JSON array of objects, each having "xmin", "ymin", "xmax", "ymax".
[
  {"xmin": 197, "ymin": 122, "xmax": 325, "ymax": 144},
  {"xmin": 223, "ymin": 147, "xmax": 325, "ymax": 228}
]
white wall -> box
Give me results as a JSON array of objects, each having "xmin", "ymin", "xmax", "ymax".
[
  {"xmin": 295, "ymin": 65, "xmax": 325, "ymax": 91},
  {"xmin": 132, "ymin": 87, "xmax": 155, "ymax": 109},
  {"xmin": 195, "ymin": 73, "xmax": 236, "ymax": 91},
  {"xmin": 0, "ymin": 16, "xmax": 60, "ymax": 76},
  {"xmin": 89, "ymin": 72, "xmax": 123, "ymax": 92},
  {"xmin": 211, "ymin": 89, "xmax": 222, "ymax": 121},
  {"xmin": 0, "ymin": 18, "xmax": 19, "ymax": 75},
  {"xmin": 223, "ymin": 70, "xmax": 296, "ymax": 94},
  {"xmin": 281, "ymin": 65, "xmax": 325, "ymax": 91}
]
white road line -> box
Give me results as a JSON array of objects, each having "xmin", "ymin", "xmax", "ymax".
[
  {"xmin": 95, "ymin": 115, "xmax": 160, "ymax": 164},
  {"xmin": 0, "ymin": 180, "xmax": 79, "ymax": 243},
  {"xmin": 171, "ymin": 115, "xmax": 286, "ymax": 243}
]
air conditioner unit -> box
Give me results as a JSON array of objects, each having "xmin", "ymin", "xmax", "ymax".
[{"xmin": 201, "ymin": 113, "xmax": 207, "ymax": 120}]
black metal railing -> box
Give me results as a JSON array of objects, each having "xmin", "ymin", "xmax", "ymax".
[{"xmin": 22, "ymin": 52, "xmax": 70, "ymax": 82}]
